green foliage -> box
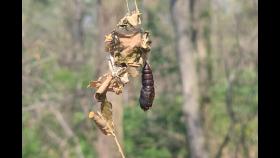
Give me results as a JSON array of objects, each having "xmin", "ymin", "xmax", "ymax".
[
  {"xmin": 23, "ymin": 127, "xmax": 43, "ymax": 157},
  {"xmin": 123, "ymin": 93, "xmax": 187, "ymax": 158},
  {"xmin": 79, "ymin": 137, "xmax": 97, "ymax": 158},
  {"xmin": 206, "ymin": 67, "xmax": 258, "ymax": 155},
  {"xmin": 73, "ymin": 111, "xmax": 86, "ymax": 125},
  {"xmin": 53, "ymin": 68, "xmax": 78, "ymax": 90},
  {"xmin": 141, "ymin": 147, "xmax": 172, "ymax": 158},
  {"xmin": 208, "ymin": 83, "xmax": 231, "ymax": 133}
]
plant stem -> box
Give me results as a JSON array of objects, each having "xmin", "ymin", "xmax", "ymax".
[
  {"xmin": 125, "ymin": 0, "xmax": 130, "ymax": 13},
  {"xmin": 112, "ymin": 133, "xmax": 126, "ymax": 158}
]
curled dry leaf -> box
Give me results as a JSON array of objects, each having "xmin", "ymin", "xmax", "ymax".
[
  {"xmin": 96, "ymin": 74, "xmax": 113, "ymax": 94},
  {"xmin": 126, "ymin": 11, "xmax": 141, "ymax": 26},
  {"xmin": 119, "ymin": 32, "xmax": 142, "ymax": 57},
  {"xmin": 141, "ymin": 32, "xmax": 152, "ymax": 50},
  {"xmin": 108, "ymin": 78, "xmax": 124, "ymax": 95},
  {"xmin": 101, "ymin": 98, "xmax": 114, "ymax": 129},
  {"xmin": 105, "ymin": 33, "xmax": 120, "ymax": 55},
  {"xmin": 88, "ymin": 73, "xmax": 111, "ymax": 89},
  {"xmin": 88, "ymin": 73, "xmax": 124, "ymax": 96},
  {"xmin": 105, "ymin": 34, "xmax": 113, "ymax": 42},
  {"xmin": 120, "ymin": 72, "xmax": 129, "ymax": 84},
  {"xmin": 89, "ymin": 111, "xmax": 114, "ymax": 136},
  {"xmin": 88, "ymin": 73, "xmax": 113, "ymax": 101},
  {"xmin": 117, "ymin": 10, "xmax": 141, "ymax": 28}
]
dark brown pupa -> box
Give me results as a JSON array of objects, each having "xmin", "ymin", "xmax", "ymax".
[{"xmin": 139, "ymin": 62, "xmax": 155, "ymax": 111}]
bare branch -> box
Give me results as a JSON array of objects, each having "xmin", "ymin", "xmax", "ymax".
[
  {"xmin": 214, "ymin": 123, "xmax": 234, "ymax": 158},
  {"xmin": 49, "ymin": 106, "xmax": 85, "ymax": 158}
]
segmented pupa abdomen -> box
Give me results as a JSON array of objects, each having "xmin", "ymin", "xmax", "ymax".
[{"xmin": 139, "ymin": 62, "xmax": 155, "ymax": 111}]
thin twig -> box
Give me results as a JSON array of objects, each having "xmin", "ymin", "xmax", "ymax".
[
  {"xmin": 99, "ymin": 111, "xmax": 126, "ymax": 158},
  {"xmin": 214, "ymin": 123, "xmax": 234, "ymax": 158},
  {"xmin": 50, "ymin": 106, "xmax": 85, "ymax": 158},
  {"xmin": 112, "ymin": 133, "xmax": 126, "ymax": 158},
  {"xmin": 89, "ymin": 111, "xmax": 126, "ymax": 158},
  {"xmin": 125, "ymin": 0, "xmax": 130, "ymax": 13},
  {"xmin": 134, "ymin": 0, "xmax": 139, "ymax": 12}
]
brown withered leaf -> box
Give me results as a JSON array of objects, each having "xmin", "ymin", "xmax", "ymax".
[
  {"xmin": 96, "ymin": 75, "xmax": 113, "ymax": 94},
  {"xmin": 87, "ymin": 73, "xmax": 111, "ymax": 89},
  {"xmin": 101, "ymin": 98, "xmax": 114, "ymax": 129},
  {"xmin": 141, "ymin": 32, "xmax": 152, "ymax": 49},
  {"xmin": 126, "ymin": 11, "xmax": 141, "ymax": 27},
  {"xmin": 105, "ymin": 34, "xmax": 113, "ymax": 42},
  {"xmin": 121, "ymin": 49, "xmax": 138, "ymax": 64},
  {"xmin": 114, "ymin": 52, "xmax": 126, "ymax": 65},
  {"xmin": 117, "ymin": 2, "xmax": 142, "ymax": 28},
  {"xmin": 88, "ymin": 73, "xmax": 125, "ymax": 95},
  {"xmin": 89, "ymin": 111, "xmax": 114, "ymax": 136},
  {"xmin": 119, "ymin": 33, "xmax": 142, "ymax": 57},
  {"xmin": 112, "ymin": 84, "xmax": 123, "ymax": 94},
  {"xmin": 107, "ymin": 78, "xmax": 124, "ymax": 94},
  {"xmin": 126, "ymin": 53, "xmax": 137, "ymax": 64},
  {"xmin": 88, "ymin": 73, "xmax": 113, "ymax": 102},
  {"xmin": 119, "ymin": 32, "xmax": 142, "ymax": 48},
  {"xmin": 120, "ymin": 72, "xmax": 129, "ymax": 84},
  {"xmin": 87, "ymin": 80, "xmax": 100, "ymax": 89},
  {"xmin": 138, "ymin": 56, "xmax": 144, "ymax": 66}
]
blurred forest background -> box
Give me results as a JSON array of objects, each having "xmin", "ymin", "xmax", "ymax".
[{"xmin": 22, "ymin": 0, "xmax": 258, "ymax": 158}]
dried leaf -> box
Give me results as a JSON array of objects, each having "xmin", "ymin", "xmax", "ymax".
[
  {"xmin": 138, "ymin": 56, "xmax": 144, "ymax": 66},
  {"xmin": 117, "ymin": 9, "xmax": 141, "ymax": 27},
  {"xmin": 89, "ymin": 111, "xmax": 114, "ymax": 136},
  {"xmin": 120, "ymin": 72, "xmax": 129, "ymax": 84},
  {"xmin": 107, "ymin": 78, "xmax": 124, "ymax": 94},
  {"xmin": 88, "ymin": 74, "xmax": 114, "ymax": 101},
  {"xmin": 88, "ymin": 73, "xmax": 124, "ymax": 95},
  {"xmin": 105, "ymin": 34, "xmax": 113, "ymax": 42},
  {"xmin": 141, "ymin": 32, "xmax": 152, "ymax": 49},
  {"xmin": 87, "ymin": 80, "xmax": 101, "ymax": 89},
  {"xmin": 126, "ymin": 11, "xmax": 141, "ymax": 26},
  {"xmin": 114, "ymin": 52, "xmax": 126, "ymax": 65},
  {"xmin": 88, "ymin": 71, "xmax": 124, "ymax": 95},
  {"xmin": 119, "ymin": 33, "xmax": 142, "ymax": 51},
  {"xmin": 101, "ymin": 98, "xmax": 114, "ymax": 129},
  {"xmin": 96, "ymin": 74, "xmax": 113, "ymax": 94},
  {"xmin": 88, "ymin": 73, "xmax": 111, "ymax": 89}
]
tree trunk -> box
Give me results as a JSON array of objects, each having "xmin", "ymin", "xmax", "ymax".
[
  {"xmin": 196, "ymin": 0, "xmax": 213, "ymax": 152},
  {"xmin": 94, "ymin": 0, "xmax": 106, "ymax": 79},
  {"xmin": 95, "ymin": 1, "xmax": 125, "ymax": 158},
  {"xmin": 170, "ymin": 0, "xmax": 208, "ymax": 158}
]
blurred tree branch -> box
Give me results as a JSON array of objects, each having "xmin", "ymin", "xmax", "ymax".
[
  {"xmin": 170, "ymin": 0, "xmax": 208, "ymax": 158},
  {"xmin": 49, "ymin": 106, "xmax": 85, "ymax": 158}
]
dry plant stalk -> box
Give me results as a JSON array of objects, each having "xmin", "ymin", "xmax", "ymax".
[
  {"xmin": 88, "ymin": 0, "xmax": 153, "ymax": 157},
  {"xmin": 88, "ymin": 111, "xmax": 125, "ymax": 158}
]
